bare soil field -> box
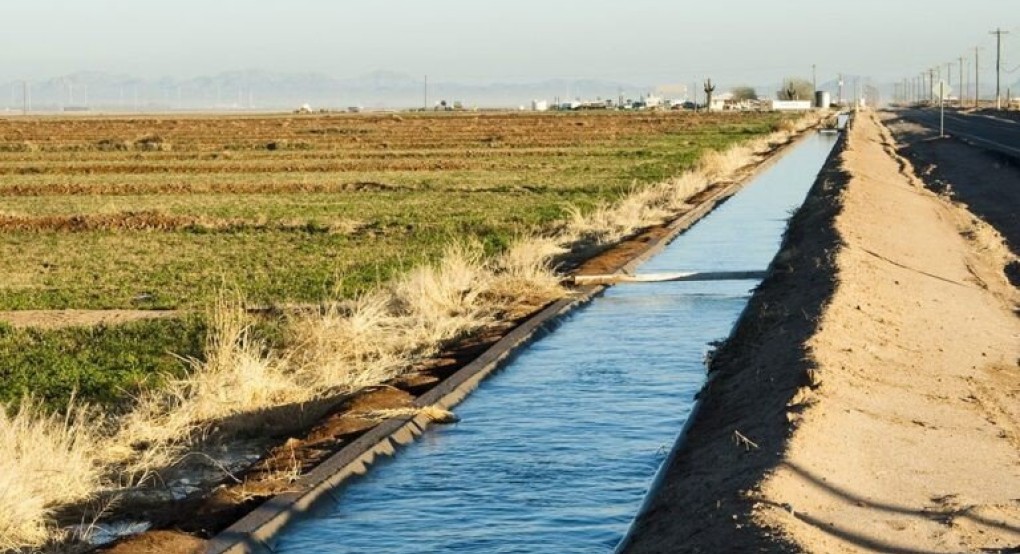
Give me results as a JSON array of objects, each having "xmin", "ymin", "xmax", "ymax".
[{"xmin": 625, "ymin": 111, "xmax": 1020, "ymax": 553}]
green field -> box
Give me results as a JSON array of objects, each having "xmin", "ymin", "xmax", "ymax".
[{"xmin": 0, "ymin": 110, "xmax": 791, "ymax": 409}]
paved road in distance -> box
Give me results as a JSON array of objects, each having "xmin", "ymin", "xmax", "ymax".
[{"xmin": 896, "ymin": 108, "xmax": 1020, "ymax": 160}]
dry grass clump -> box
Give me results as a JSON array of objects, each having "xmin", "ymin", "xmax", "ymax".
[
  {"xmin": 290, "ymin": 240, "xmax": 566, "ymax": 392},
  {"xmin": 95, "ymin": 138, "xmax": 132, "ymax": 152},
  {"xmin": 562, "ymin": 169, "xmax": 715, "ymax": 244},
  {"xmin": 0, "ymin": 400, "xmax": 102, "ymax": 551},
  {"xmin": 486, "ymin": 237, "xmax": 567, "ymax": 317},
  {"xmin": 698, "ymin": 145, "xmax": 755, "ymax": 181},
  {"xmin": 0, "ymin": 141, "xmax": 39, "ymax": 153},
  {"xmin": 134, "ymin": 135, "xmax": 172, "ymax": 152},
  {"xmin": 108, "ymin": 296, "xmax": 299, "ymax": 479}
]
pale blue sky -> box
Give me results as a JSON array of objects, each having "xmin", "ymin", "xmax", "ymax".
[{"xmin": 1, "ymin": 0, "xmax": 1016, "ymax": 85}]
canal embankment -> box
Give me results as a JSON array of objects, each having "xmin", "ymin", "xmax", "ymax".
[{"xmin": 624, "ymin": 111, "xmax": 1020, "ymax": 553}]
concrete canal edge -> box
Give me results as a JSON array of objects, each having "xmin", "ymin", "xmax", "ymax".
[{"xmin": 204, "ymin": 129, "xmax": 821, "ymax": 554}]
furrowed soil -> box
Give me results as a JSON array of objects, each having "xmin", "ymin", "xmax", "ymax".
[
  {"xmin": 0, "ymin": 111, "xmax": 788, "ymax": 312},
  {"xmin": 625, "ymin": 112, "xmax": 1020, "ymax": 553}
]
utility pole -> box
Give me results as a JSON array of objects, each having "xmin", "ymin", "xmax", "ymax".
[
  {"xmin": 990, "ymin": 28, "xmax": 1009, "ymax": 109},
  {"xmin": 424, "ymin": 74, "xmax": 428, "ymax": 111},
  {"xmin": 959, "ymin": 56, "xmax": 965, "ymax": 106},
  {"xmin": 939, "ymin": 81, "xmax": 946, "ymax": 137},
  {"xmin": 946, "ymin": 62, "xmax": 952, "ymax": 105},
  {"xmin": 812, "ymin": 64, "xmax": 817, "ymax": 94},
  {"xmin": 929, "ymin": 68, "xmax": 935, "ymax": 104},
  {"xmin": 837, "ymin": 73, "xmax": 843, "ymax": 106},
  {"xmin": 975, "ymin": 46, "xmax": 981, "ymax": 109}
]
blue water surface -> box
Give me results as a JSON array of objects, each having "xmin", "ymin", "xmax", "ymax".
[{"xmin": 273, "ymin": 133, "xmax": 838, "ymax": 553}]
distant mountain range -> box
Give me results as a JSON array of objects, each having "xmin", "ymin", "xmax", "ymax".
[
  {"xmin": 1, "ymin": 70, "xmax": 657, "ymax": 111},
  {"xmin": 6, "ymin": 70, "xmax": 1013, "ymax": 112}
]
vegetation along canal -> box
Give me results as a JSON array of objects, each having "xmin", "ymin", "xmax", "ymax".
[{"xmin": 271, "ymin": 132, "xmax": 839, "ymax": 553}]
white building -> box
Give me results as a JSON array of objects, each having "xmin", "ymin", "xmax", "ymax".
[
  {"xmin": 708, "ymin": 92, "xmax": 735, "ymax": 112},
  {"xmin": 643, "ymin": 94, "xmax": 663, "ymax": 109},
  {"xmin": 765, "ymin": 100, "xmax": 813, "ymax": 112}
]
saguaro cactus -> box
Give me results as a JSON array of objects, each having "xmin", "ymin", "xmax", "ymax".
[{"xmin": 703, "ymin": 79, "xmax": 715, "ymax": 111}]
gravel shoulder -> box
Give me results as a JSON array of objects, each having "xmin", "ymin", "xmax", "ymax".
[{"xmin": 625, "ymin": 112, "xmax": 1020, "ymax": 553}]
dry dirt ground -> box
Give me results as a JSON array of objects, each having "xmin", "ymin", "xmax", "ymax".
[
  {"xmin": 0, "ymin": 309, "xmax": 179, "ymax": 329},
  {"xmin": 626, "ymin": 112, "xmax": 1020, "ymax": 553},
  {"xmin": 881, "ymin": 111, "xmax": 1020, "ymax": 286}
]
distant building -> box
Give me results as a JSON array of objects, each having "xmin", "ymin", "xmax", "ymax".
[
  {"xmin": 643, "ymin": 94, "xmax": 663, "ymax": 109},
  {"xmin": 532, "ymin": 100, "xmax": 549, "ymax": 112},
  {"xmin": 708, "ymin": 92, "xmax": 734, "ymax": 112},
  {"xmin": 765, "ymin": 100, "xmax": 813, "ymax": 112}
]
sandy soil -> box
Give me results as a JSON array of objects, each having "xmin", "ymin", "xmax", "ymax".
[
  {"xmin": 626, "ymin": 112, "xmax": 1020, "ymax": 553},
  {"xmin": 0, "ymin": 309, "xmax": 179, "ymax": 329}
]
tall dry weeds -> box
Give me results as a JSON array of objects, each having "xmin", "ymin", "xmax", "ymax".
[
  {"xmin": 0, "ymin": 400, "xmax": 102, "ymax": 551},
  {"xmin": 109, "ymin": 295, "xmax": 299, "ymax": 481}
]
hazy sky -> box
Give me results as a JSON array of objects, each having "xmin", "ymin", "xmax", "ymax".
[{"xmin": 1, "ymin": 0, "xmax": 1016, "ymax": 86}]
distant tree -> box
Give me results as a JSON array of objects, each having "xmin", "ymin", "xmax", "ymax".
[
  {"xmin": 780, "ymin": 78, "xmax": 814, "ymax": 101},
  {"xmin": 731, "ymin": 86, "xmax": 758, "ymax": 101}
]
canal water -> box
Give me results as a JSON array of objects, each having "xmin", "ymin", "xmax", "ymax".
[{"xmin": 272, "ymin": 133, "xmax": 839, "ymax": 553}]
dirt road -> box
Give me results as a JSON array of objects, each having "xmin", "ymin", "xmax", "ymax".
[
  {"xmin": 626, "ymin": 112, "xmax": 1020, "ymax": 553},
  {"xmin": 882, "ymin": 110, "xmax": 1020, "ymax": 286}
]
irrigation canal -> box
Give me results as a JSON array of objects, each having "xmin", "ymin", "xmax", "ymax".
[{"xmin": 270, "ymin": 132, "xmax": 840, "ymax": 553}]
